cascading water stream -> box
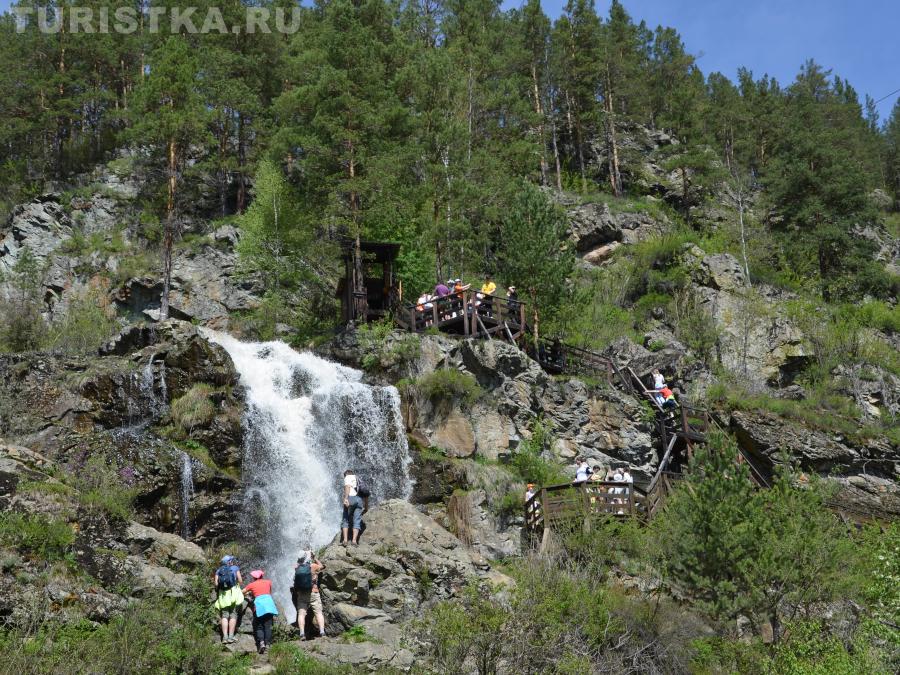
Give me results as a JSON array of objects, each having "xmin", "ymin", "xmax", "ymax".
[
  {"xmin": 203, "ymin": 330, "xmax": 412, "ymax": 620},
  {"xmin": 180, "ymin": 452, "xmax": 195, "ymax": 539}
]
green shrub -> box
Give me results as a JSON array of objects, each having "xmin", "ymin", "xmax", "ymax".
[
  {"xmin": 652, "ymin": 433, "xmax": 857, "ymax": 640},
  {"xmin": 340, "ymin": 625, "xmax": 376, "ymax": 643},
  {"xmin": 768, "ymin": 620, "xmax": 891, "ymax": 674},
  {"xmin": 415, "ymin": 583, "xmax": 510, "ymax": 675},
  {"xmin": 859, "ymin": 522, "xmax": 900, "ymax": 653},
  {"xmin": 670, "ymin": 289, "xmax": 720, "ymax": 365},
  {"xmin": 170, "ymin": 384, "xmax": 216, "ymax": 434},
  {"xmin": 49, "ymin": 285, "xmax": 118, "ymax": 354},
  {"xmin": 0, "ymin": 578, "xmax": 250, "ymax": 674},
  {"xmin": 495, "ymin": 489, "xmax": 525, "ymax": 520},
  {"xmin": 0, "ymin": 513, "xmax": 74, "ymax": 562},
  {"xmin": 509, "ymin": 417, "xmax": 567, "ymax": 487},
  {"xmin": 74, "ymin": 456, "xmax": 137, "ymax": 522},
  {"xmin": 357, "ymin": 319, "xmax": 421, "ymax": 372},
  {"xmin": 415, "ymin": 369, "xmax": 483, "ymax": 408}
]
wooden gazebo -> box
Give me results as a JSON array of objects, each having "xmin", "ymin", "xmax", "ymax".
[{"xmin": 336, "ymin": 240, "xmax": 401, "ymax": 324}]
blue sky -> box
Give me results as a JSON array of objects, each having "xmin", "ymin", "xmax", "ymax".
[
  {"xmin": 2, "ymin": 0, "xmax": 897, "ymax": 120},
  {"xmin": 504, "ymin": 0, "xmax": 899, "ymax": 121}
]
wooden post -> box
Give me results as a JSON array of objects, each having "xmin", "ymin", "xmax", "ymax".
[
  {"xmin": 581, "ymin": 484, "xmax": 592, "ymax": 534},
  {"xmin": 409, "ymin": 307, "xmax": 415, "ymax": 332}
]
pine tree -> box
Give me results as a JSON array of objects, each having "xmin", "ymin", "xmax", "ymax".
[
  {"xmin": 654, "ymin": 432, "xmax": 855, "ymax": 641},
  {"xmin": 520, "ymin": 0, "xmax": 552, "ymax": 187},
  {"xmin": 598, "ymin": 0, "xmax": 650, "ymax": 196},
  {"xmin": 885, "ymin": 99, "xmax": 900, "ymax": 209},
  {"xmin": 763, "ymin": 61, "xmax": 884, "ymax": 301},
  {"xmin": 130, "ymin": 35, "xmax": 210, "ymax": 319},
  {"xmin": 496, "ymin": 182, "xmax": 574, "ymax": 345},
  {"xmin": 552, "ymin": 0, "xmax": 602, "ymax": 192}
]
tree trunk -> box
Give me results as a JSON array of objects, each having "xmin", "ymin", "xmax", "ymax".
[
  {"xmin": 550, "ymin": 112, "xmax": 563, "ymax": 193},
  {"xmin": 530, "ymin": 63, "xmax": 548, "ymax": 186},
  {"xmin": 604, "ymin": 70, "xmax": 623, "ymax": 198},
  {"xmin": 160, "ymin": 138, "xmax": 177, "ymax": 321},
  {"xmin": 348, "ymin": 143, "xmax": 367, "ymax": 322},
  {"xmin": 218, "ymin": 114, "xmax": 229, "ymax": 218},
  {"xmin": 237, "ymin": 112, "xmax": 247, "ymax": 213},
  {"xmin": 564, "ymin": 89, "xmax": 587, "ymax": 193},
  {"xmin": 737, "ymin": 187, "xmax": 751, "ymax": 286},
  {"xmin": 466, "ymin": 66, "xmax": 474, "ymax": 165}
]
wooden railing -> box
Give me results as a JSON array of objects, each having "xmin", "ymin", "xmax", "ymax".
[
  {"xmin": 525, "ymin": 480, "xmax": 640, "ymax": 536},
  {"xmin": 396, "ymin": 291, "xmax": 526, "ymax": 340}
]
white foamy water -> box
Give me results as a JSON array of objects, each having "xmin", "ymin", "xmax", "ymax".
[
  {"xmin": 203, "ymin": 330, "xmax": 411, "ymax": 620},
  {"xmin": 180, "ymin": 451, "xmax": 195, "ymax": 540}
]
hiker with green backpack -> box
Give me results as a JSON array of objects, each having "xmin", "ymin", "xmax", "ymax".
[
  {"xmin": 292, "ymin": 550, "xmax": 325, "ymax": 640},
  {"xmin": 213, "ymin": 555, "xmax": 244, "ymax": 644}
]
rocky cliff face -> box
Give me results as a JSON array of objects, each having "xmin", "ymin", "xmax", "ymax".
[
  {"xmin": 0, "ymin": 441, "xmax": 207, "ymax": 630},
  {"xmin": 0, "ymin": 180, "xmax": 261, "ymax": 329},
  {"xmin": 0, "ymin": 320, "xmax": 244, "ymax": 544}
]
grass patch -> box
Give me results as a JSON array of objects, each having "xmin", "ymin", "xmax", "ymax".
[
  {"xmin": 170, "ymin": 384, "xmax": 216, "ymax": 435},
  {"xmin": 0, "ymin": 513, "xmax": 74, "ymax": 562},
  {"xmin": 269, "ymin": 643, "xmax": 350, "ymax": 673},
  {"xmin": 72, "ymin": 456, "xmax": 137, "ymax": 522},
  {"xmin": 340, "ymin": 625, "xmax": 378, "ymax": 644},
  {"xmin": 19, "ymin": 481, "xmax": 75, "ymax": 497}
]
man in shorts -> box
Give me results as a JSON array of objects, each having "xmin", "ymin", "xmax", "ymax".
[{"xmin": 293, "ymin": 550, "xmax": 326, "ymax": 640}]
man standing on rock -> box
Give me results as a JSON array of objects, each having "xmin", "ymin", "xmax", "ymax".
[
  {"xmin": 341, "ymin": 469, "xmax": 364, "ymax": 546},
  {"xmin": 293, "ymin": 550, "xmax": 326, "ymax": 640}
]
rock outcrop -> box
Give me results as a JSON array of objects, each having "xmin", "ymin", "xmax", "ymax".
[
  {"xmin": 387, "ymin": 335, "xmax": 656, "ymax": 479},
  {"xmin": 305, "ymin": 499, "xmax": 512, "ymax": 671},
  {"xmin": 0, "ymin": 178, "xmax": 263, "ymax": 330},
  {"xmin": 0, "ymin": 442, "xmax": 207, "ymax": 628},
  {"xmin": 678, "ymin": 244, "xmax": 809, "ymax": 386},
  {"xmin": 730, "ymin": 411, "xmax": 900, "ymax": 518},
  {"xmin": 0, "ymin": 320, "xmax": 244, "ymax": 544}
]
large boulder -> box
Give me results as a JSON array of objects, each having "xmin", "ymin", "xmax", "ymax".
[
  {"xmin": 318, "ymin": 500, "xmax": 482, "ymax": 628},
  {"xmin": 313, "ymin": 499, "xmax": 510, "ymax": 671}
]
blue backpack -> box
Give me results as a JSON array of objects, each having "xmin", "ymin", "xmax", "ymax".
[{"xmin": 217, "ymin": 564, "xmax": 237, "ymax": 591}]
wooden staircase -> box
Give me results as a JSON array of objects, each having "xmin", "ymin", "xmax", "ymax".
[{"xmin": 392, "ymin": 295, "xmax": 895, "ymax": 542}]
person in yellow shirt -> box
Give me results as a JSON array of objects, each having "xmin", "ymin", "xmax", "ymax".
[{"xmin": 479, "ymin": 275, "xmax": 497, "ymax": 317}]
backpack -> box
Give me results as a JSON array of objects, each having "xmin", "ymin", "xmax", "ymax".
[
  {"xmin": 216, "ymin": 564, "xmax": 237, "ymax": 591},
  {"xmin": 294, "ymin": 563, "xmax": 313, "ymax": 591},
  {"xmin": 356, "ymin": 476, "xmax": 371, "ymax": 499}
]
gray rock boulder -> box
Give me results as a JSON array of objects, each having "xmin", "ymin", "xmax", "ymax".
[
  {"xmin": 125, "ymin": 521, "xmax": 207, "ymax": 569},
  {"xmin": 566, "ymin": 200, "xmax": 665, "ymax": 255},
  {"xmin": 312, "ymin": 499, "xmax": 511, "ymax": 670}
]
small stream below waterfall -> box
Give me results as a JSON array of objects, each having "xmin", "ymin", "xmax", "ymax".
[
  {"xmin": 180, "ymin": 452, "xmax": 196, "ymax": 539},
  {"xmin": 203, "ymin": 331, "xmax": 412, "ymax": 619}
]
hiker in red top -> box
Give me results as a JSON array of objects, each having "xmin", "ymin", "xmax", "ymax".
[{"xmin": 243, "ymin": 570, "xmax": 278, "ymax": 654}]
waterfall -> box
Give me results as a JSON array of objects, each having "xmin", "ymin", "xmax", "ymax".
[
  {"xmin": 203, "ymin": 331, "xmax": 412, "ymax": 620},
  {"xmin": 180, "ymin": 451, "xmax": 195, "ymax": 539},
  {"xmin": 120, "ymin": 353, "xmax": 164, "ymax": 434}
]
